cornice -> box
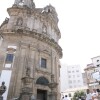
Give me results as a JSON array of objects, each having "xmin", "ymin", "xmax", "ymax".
[{"xmin": 1, "ymin": 29, "xmax": 63, "ymax": 58}]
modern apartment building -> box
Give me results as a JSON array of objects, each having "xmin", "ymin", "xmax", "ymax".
[{"xmin": 60, "ymin": 65, "xmax": 84, "ymax": 92}]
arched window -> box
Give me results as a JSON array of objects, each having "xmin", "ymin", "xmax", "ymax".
[{"xmin": 36, "ymin": 77, "xmax": 49, "ymax": 86}]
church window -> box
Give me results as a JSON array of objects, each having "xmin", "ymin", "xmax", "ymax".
[
  {"xmin": 41, "ymin": 58, "xmax": 47, "ymax": 68},
  {"xmin": 5, "ymin": 54, "xmax": 14, "ymax": 63},
  {"xmin": 4, "ymin": 46, "xmax": 16, "ymax": 68}
]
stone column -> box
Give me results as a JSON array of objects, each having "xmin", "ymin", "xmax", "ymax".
[
  {"xmin": 18, "ymin": 45, "xmax": 34, "ymax": 100},
  {"xmin": 48, "ymin": 75, "xmax": 58, "ymax": 100}
]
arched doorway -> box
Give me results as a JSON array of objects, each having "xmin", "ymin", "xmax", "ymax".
[{"xmin": 36, "ymin": 77, "xmax": 49, "ymax": 100}]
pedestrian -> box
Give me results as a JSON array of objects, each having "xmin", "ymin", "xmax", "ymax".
[
  {"xmin": 96, "ymin": 89, "xmax": 100, "ymax": 100},
  {"xmin": 86, "ymin": 89, "xmax": 92, "ymax": 100},
  {"xmin": 78, "ymin": 97, "xmax": 81, "ymax": 100},
  {"xmin": 91, "ymin": 89, "xmax": 98, "ymax": 100},
  {"xmin": 63, "ymin": 95, "xmax": 70, "ymax": 100}
]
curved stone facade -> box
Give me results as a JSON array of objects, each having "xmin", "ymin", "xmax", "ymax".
[{"xmin": 0, "ymin": 1, "xmax": 62, "ymax": 100}]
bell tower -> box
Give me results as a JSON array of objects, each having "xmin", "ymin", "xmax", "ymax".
[{"xmin": 0, "ymin": 0, "xmax": 62, "ymax": 100}]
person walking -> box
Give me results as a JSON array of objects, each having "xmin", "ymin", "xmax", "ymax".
[
  {"xmin": 96, "ymin": 89, "xmax": 100, "ymax": 100},
  {"xmin": 91, "ymin": 89, "xmax": 98, "ymax": 100},
  {"xmin": 86, "ymin": 89, "xmax": 92, "ymax": 100},
  {"xmin": 63, "ymin": 95, "xmax": 70, "ymax": 100}
]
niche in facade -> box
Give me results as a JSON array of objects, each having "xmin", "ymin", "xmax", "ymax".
[
  {"xmin": 42, "ymin": 24, "xmax": 47, "ymax": 34},
  {"xmin": 16, "ymin": 17, "xmax": 23, "ymax": 26}
]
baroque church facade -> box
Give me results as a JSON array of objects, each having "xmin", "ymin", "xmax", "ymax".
[{"xmin": 0, "ymin": 0, "xmax": 62, "ymax": 100}]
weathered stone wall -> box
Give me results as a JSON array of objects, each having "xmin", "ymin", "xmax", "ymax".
[{"xmin": 0, "ymin": 1, "xmax": 62, "ymax": 100}]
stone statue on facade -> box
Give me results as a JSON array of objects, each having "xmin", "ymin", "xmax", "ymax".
[
  {"xmin": 14, "ymin": 0, "xmax": 35, "ymax": 8},
  {"xmin": 42, "ymin": 24, "xmax": 47, "ymax": 33},
  {"xmin": 16, "ymin": 18, "xmax": 23, "ymax": 26},
  {"xmin": 26, "ymin": 67, "xmax": 31, "ymax": 77},
  {"xmin": 14, "ymin": 0, "xmax": 22, "ymax": 5}
]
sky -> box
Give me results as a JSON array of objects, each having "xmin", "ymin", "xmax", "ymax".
[{"xmin": 0, "ymin": 0, "xmax": 100, "ymax": 71}]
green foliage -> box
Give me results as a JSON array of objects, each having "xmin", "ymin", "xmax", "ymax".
[{"xmin": 73, "ymin": 90, "xmax": 85, "ymax": 100}]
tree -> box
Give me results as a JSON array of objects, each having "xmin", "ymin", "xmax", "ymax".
[{"xmin": 73, "ymin": 90, "xmax": 85, "ymax": 100}]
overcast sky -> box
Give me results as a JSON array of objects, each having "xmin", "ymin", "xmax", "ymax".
[{"xmin": 0, "ymin": 0, "xmax": 100, "ymax": 71}]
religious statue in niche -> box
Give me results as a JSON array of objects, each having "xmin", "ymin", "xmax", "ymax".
[
  {"xmin": 26, "ymin": 67, "xmax": 31, "ymax": 77},
  {"xmin": 16, "ymin": 17, "xmax": 23, "ymax": 26},
  {"xmin": 42, "ymin": 24, "xmax": 47, "ymax": 34}
]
